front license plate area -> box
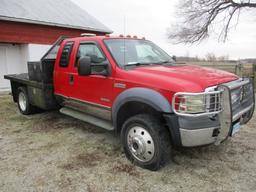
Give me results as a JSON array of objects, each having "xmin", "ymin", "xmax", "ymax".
[{"xmin": 231, "ymin": 122, "xmax": 241, "ymax": 136}]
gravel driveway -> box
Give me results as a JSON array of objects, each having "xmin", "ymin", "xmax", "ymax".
[{"xmin": 0, "ymin": 95, "xmax": 256, "ymax": 192}]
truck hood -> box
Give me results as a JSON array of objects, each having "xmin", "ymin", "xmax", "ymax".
[{"xmin": 128, "ymin": 64, "xmax": 239, "ymax": 92}]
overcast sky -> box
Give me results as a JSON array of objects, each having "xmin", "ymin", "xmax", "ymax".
[{"xmin": 72, "ymin": 0, "xmax": 256, "ymax": 59}]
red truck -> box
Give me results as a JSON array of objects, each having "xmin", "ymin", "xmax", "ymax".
[{"xmin": 4, "ymin": 34, "xmax": 255, "ymax": 170}]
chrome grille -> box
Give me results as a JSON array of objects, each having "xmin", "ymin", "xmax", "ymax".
[
  {"xmin": 231, "ymin": 87, "xmax": 243, "ymax": 111},
  {"xmin": 224, "ymin": 78, "xmax": 254, "ymax": 121}
]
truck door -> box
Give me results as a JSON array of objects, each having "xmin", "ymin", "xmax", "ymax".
[
  {"xmin": 68, "ymin": 41, "xmax": 114, "ymax": 109},
  {"xmin": 54, "ymin": 41, "xmax": 75, "ymax": 97}
]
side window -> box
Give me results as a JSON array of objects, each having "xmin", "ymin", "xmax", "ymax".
[
  {"xmin": 59, "ymin": 42, "xmax": 74, "ymax": 67},
  {"xmin": 76, "ymin": 43, "xmax": 105, "ymax": 67}
]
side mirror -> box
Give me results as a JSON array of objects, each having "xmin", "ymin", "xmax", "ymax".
[{"xmin": 78, "ymin": 56, "xmax": 91, "ymax": 76}]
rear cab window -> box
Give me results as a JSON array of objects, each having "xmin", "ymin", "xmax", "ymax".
[{"xmin": 59, "ymin": 42, "xmax": 74, "ymax": 67}]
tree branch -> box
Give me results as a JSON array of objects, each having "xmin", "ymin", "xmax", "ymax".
[{"xmin": 168, "ymin": 0, "xmax": 256, "ymax": 44}]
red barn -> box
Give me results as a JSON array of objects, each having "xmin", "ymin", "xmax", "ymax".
[{"xmin": 0, "ymin": 0, "xmax": 112, "ymax": 91}]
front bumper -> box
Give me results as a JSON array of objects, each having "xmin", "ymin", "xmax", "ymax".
[
  {"xmin": 179, "ymin": 127, "xmax": 218, "ymax": 147},
  {"xmin": 166, "ymin": 78, "xmax": 255, "ymax": 147}
]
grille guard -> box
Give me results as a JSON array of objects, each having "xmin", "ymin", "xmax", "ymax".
[
  {"xmin": 172, "ymin": 78, "xmax": 255, "ymax": 145},
  {"xmin": 172, "ymin": 78, "xmax": 254, "ymax": 118}
]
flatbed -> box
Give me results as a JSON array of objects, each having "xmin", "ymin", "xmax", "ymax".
[
  {"xmin": 4, "ymin": 73, "xmax": 57, "ymax": 110},
  {"xmin": 4, "ymin": 73, "xmax": 48, "ymax": 89}
]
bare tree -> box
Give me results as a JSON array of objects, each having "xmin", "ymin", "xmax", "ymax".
[
  {"xmin": 168, "ymin": 0, "xmax": 256, "ymax": 44},
  {"xmin": 217, "ymin": 55, "xmax": 229, "ymax": 61},
  {"xmin": 205, "ymin": 52, "xmax": 217, "ymax": 61}
]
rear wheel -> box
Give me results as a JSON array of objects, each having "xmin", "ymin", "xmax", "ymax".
[
  {"xmin": 17, "ymin": 87, "xmax": 35, "ymax": 115},
  {"xmin": 121, "ymin": 114, "xmax": 171, "ymax": 171}
]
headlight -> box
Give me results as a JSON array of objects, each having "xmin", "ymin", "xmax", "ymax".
[
  {"xmin": 173, "ymin": 91, "xmax": 223, "ymax": 116},
  {"xmin": 175, "ymin": 95, "xmax": 206, "ymax": 114}
]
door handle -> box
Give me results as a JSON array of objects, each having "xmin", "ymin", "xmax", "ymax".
[{"xmin": 68, "ymin": 74, "xmax": 74, "ymax": 85}]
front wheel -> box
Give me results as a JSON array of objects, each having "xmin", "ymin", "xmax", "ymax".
[
  {"xmin": 17, "ymin": 87, "xmax": 36, "ymax": 115},
  {"xmin": 121, "ymin": 114, "xmax": 171, "ymax": 171}
]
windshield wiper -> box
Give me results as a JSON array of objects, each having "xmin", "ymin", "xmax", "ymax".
[
  {"xmin": 124, "ymin": 60, "xmax": 174, "ymax": 68},
  {"xmin": 124, "ymin": 62, "xmax": 151, "ymax": 67},
  {"xmin": 153, "ymin": 60, "xmax": 174, "ymax": 65}
]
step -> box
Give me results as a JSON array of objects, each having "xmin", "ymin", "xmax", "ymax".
[{"xmin": 60, "ymin": 107, "xmax": 114, "ymax": 131}]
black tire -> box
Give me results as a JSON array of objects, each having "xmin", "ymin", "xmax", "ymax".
[
  {"xmin": 17, "ymin": 87, "xmax": 36, "ymax": 115},
  {"xmin": 121, "ymin": 114, "xmax": 172, "ymax": 171}
]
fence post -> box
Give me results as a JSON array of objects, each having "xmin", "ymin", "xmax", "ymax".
[
  {"xmin": 253, "ymin": 64, "xmax": 256, "ymax": 90},
  {"xmin": 235, "ymin": 62, "xmax": 243, "ymax": 77}
]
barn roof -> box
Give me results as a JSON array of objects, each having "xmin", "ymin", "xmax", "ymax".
[{"xmin": 0, "ymin": 0, "xmax": 112, "ymax": 33}]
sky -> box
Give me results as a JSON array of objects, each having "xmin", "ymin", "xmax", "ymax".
[{"xmin": 72, "ymin": 0, "xmax": 256, "ymax": 60}]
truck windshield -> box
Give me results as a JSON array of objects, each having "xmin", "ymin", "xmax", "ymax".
[{"xmin": 104, "ymin": 39, "xmax": 173, "ymax": 67}]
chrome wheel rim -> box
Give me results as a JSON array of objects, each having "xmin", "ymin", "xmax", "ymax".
[
  {"xmin": 18, "ymin": 92, "xmax": 27, "ymax": 111},
  {"xmin": 127, "ymin": 126, "xmax": 155, "ymax": 162}
]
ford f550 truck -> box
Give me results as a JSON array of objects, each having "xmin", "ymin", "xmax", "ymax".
[{"xmin": 4, "ymin": 35, "xmax": 255, "ymax": 170}]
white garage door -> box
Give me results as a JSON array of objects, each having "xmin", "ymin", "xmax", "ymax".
[
  {"xmin": 0, "ymin": 44, "xmax": 29, "ymax": 91},
  {"xmin": 0, "ymin": 47, "xmax": 9, "ymax": 90}
]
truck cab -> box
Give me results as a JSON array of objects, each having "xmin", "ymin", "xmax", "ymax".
[{"xmin": 5, "ymin": 35, "xmax": 255, "ymax": 170}]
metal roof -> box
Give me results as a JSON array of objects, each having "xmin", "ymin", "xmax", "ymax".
[{"xmin": 0, "ymin": 0, "xmax": 112, "ymax": 33}]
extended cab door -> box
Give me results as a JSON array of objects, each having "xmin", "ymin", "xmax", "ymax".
[
  {"xmin": 67, "ymin": 41, "xmax": 114, "ymax": 115},
  {"xmin": 54, "ymin": 41, "xmax": 75, "ymax": 97}
]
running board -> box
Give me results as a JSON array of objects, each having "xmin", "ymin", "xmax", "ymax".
[{"xmin": 60, "ymin": 107, "xmax": 114, "ymax": 131}]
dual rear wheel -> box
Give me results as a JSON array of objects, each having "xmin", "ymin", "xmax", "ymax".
[{"xmin": 17, "ymin": 87, "xmax": 36, "ymax": 115}]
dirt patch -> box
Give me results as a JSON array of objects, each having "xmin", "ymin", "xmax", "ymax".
[
  {"xmin": 112, "ymin": 162, "xmax": 140, "ymax": 177},
  {"xmin": 60, "ymin": 152, "xmax": 103, "ymax": 170}
]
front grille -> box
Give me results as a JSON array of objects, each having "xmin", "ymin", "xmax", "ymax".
[
  {"xmin": 231, "ymin": 87, "xmax": 243, "ymax": 111},
  {"xmin": 227, "ymin": 79, "xmax": 254, "ymax": 120}
]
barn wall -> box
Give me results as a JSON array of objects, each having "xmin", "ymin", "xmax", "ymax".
[
  {"xmin": 0, "ymin": 20, "xmax": 106, "ymax": 45},
  {"xmin": 28, "ymin": 44, "xmax": 51, "ymax": 61}
]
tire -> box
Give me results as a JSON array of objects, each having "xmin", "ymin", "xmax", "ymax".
[
  {"xmin": 17, "ymin": 87, "xmax": 36, "ymax": 115},
  {"xmin": 121, "ymin": 114, "xmax": 172, "ymax": 171}
]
